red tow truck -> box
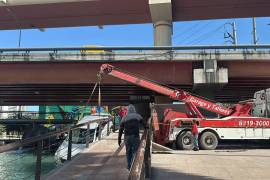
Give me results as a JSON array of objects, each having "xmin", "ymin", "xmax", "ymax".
[{"xmin": 99, "ymin": 64, "xmax": 270, "ymax": 150}]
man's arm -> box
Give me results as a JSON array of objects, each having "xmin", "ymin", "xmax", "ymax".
[{"xmin": 118, "ymin": 120, "xmax": 124, "ymax": 146}]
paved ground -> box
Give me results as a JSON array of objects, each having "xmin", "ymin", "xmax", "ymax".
[
  {"xmin": 152, "ymin": 149, "xmax": 270, "ymax": 180},
  {"xmin": 45, "ymin": 133, "xmax": 129, "ymax": 180},
  {"xmin": 45, "ymin": 132, "xmax": 270, "ymax": 180}
]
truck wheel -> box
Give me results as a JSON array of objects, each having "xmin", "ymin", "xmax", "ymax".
[
  {"xmin": 176, "ymin": 131, "xmax": 194, "ymax": 150},
  {"xmin": 199, "ymin": 131, "xmax": 218, "ymax": 150}
]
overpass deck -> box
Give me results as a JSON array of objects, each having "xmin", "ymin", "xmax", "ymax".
[
  {"xmin": 1, "ymin": 0, "xmax": 270, "ymax": 30},
  {"xmin": 2, "ymin": 49, "xmax": 270, "ymax": 62},
  {"xmin": 45, "ymin": 132, "xmax": 129, "ymax": 180},
  {"xmin": 0, "ymin": 46, "xmax": 270, "ymax": 105}
]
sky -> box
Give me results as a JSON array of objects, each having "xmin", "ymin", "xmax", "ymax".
[{"xmin": 1, "ymin": 17, "xmax": 270, "ymax": 48}]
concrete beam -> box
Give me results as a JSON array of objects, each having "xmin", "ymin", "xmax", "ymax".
[
  {"xmin": 1, "ymin": 0, "xmax": 270, "ymax": 30},
  {"xmin": 0, "ymin": 0, "xmax": 79, "ymax": 6},
  {"xmin": 0, "ymin": 61, "xmax": 193, "ymax": 84},
  {"xmin": 149, "ymin": 0, "xmax": 172, "ymax": 23},
  {"xmin": 193, "ymin": 58, "xmax": 228, "ymax": 87},
  {"xmin": 2, "ymin": 50, "xmax": 270, "ymax": 62}
]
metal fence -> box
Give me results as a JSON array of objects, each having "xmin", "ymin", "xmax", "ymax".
[
  {"xmin": 0, "ymin": 115, "xmax": 113, "ymax": 180},
  {"xmin": 1, "ymin": 44, "xmax": 270, "ymax": 52}
]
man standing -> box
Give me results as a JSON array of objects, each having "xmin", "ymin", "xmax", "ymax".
[
  {"xmin": 192, "ymin": 120, "xmax": 199, "ymax": 151},
  {"xmin": 118, "ymin": 104, "xmax": 143, "ymax": 170}
]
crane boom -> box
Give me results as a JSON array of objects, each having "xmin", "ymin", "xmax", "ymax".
[{"xmin": 99, "ymin": 64, "xmax": 233, "ymax": 116}]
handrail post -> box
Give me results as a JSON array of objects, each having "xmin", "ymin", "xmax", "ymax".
[
  {"xmin": 86, "ymin": 124, "xmax": 90, "ymax": 148},
  {"xmin": 128, "ymin": 128, "xmax": 149, "ymax": 180},
  {"xmin": 98, "ymin": 120, "xmax": 102, "ymax": 140},
  {"xmin": 112, "ymin": 116, "xmax": 116, "ymax": 133},
  {"xmin": 144, "ymin": 118, "xmax": 152, "ymax": 179},
  {"xmin": 35, "ymin": 140, "xmax": 42, "ymax": 180},
  {"xmin": 67, "ymin": 130, "xmax": 72, "ymax": 161},
  {"xmin": 107, "ymin": 119, "xmax": 110, "ymax": 136}
]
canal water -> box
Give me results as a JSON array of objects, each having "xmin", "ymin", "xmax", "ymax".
[{"xmin": 0, "ymin": 150, "xmax": 60, "ymax": 180}]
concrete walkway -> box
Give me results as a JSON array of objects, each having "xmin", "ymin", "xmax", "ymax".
[
  {"xmin": 45, "ymin": 134, "xmax": 270, "ymax": 180},
  {"xmin": 152, "ymin": 149, "xmax": 270, "ymax": 180},
  {"xmin": 46, "ymin": 133, "xmax": 129, "ymax": 180}
]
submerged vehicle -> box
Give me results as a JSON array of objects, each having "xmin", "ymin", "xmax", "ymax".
[{"xmin": 55, "ymin": 113, "xmax": 112, "ymax": 161}]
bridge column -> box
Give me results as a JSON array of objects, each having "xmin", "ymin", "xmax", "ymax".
[
  {"xmin": 149, "ymin": 0, "xmax": 172, "ymax": 46},
  {"xmin": 193, "ymin": 59, "xmax": 228, "ymax": 117},
  {"xmin": 193, "ymin": 59, "xmax": 228, "ymax": 86}
]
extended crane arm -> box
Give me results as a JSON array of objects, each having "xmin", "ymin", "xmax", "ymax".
[{"xmin": 99, "ymin": 64, "xmax": 233, "ymax": 116}]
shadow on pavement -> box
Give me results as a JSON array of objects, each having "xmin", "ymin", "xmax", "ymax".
[
  {"xmin": 217, "ymin": 139, "xmax": 270, "ymax": 150},
  {"xmin": 151, "ymin": 167, "xmax": 218, "ymax": 180}
]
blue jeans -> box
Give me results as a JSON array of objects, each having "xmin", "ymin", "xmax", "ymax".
[
  {"xmin": 194, "ymin": 134, "xmax": 199, "ymax": 149},
  {"xmin": 124, "ymin": 135, "xmax": 140, "ymax": 170}
]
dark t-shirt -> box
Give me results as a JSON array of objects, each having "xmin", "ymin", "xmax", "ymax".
[
  {"xmin": 120, "ymin": 118, "xmax": 140, "ymax": 137},
  {"xmin": 118, "ymin": 105, "xmax": 144, "ymax": 143},
  {"xmin": 119, "ymin": 112, "xmax": 143, "ymax": 138}
]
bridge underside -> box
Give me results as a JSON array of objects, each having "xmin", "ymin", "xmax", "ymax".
[
  {"xmin": 0, "ymin": 61, "xmax": 269, "ymax": 105},
  {"xmin": 0, "ymin": 0, "xmax": 270, "ymax": 29},
  {"xmin": 0, "ymin": 78, "xmax": 269, "ymax": 105}
]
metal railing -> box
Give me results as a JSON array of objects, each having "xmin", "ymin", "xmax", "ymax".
[
  {"xmin": 0, "ymin": 111, "xmax": 93, "ymax": 124},
  {"xmin": 0, "ymin": 134, "xmax": 22, "ymax": 140},
  {"xmin": 0, "ymin": 115, "xmax": 113, "ymax": 180},
  {"xmin": 1, "ymin": 44, "xmax": 270, "ymax": 52},
  {"xmin": 1, "ymin": 45, "xmax": 270, "ymax": 62},
  {"xmin": 128, "ymin": 118, "xmax": 152, "ymax": 180}
]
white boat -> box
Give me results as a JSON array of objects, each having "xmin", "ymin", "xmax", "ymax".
[{"xmin": 54, "ymin": 113, "xmax": 112, "ymax": 162}]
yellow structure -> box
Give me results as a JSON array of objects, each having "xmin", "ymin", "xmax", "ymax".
[{"xmin": 80, "ymin": 45, "xmax": 106, "ymax": 54}]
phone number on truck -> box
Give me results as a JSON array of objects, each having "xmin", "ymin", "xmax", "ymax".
[{"xmin": 239, "ymin": 120, "xmax": 270, "ymax": 127}]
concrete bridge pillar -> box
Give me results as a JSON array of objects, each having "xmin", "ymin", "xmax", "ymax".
[
  {"xmin": 149, "ymin": 0, "xmax": 172, "ymax": 46},
  {"xmin": 153, "ymin": 21, "xmax": 172, "ymax": 46},
  {"xmin": 193, "ymin": 59, "xmax": 228, "ymax": 116},
  {"xmin": 193, "ymin": 59, "xmax": 228, "ymax": 88}
]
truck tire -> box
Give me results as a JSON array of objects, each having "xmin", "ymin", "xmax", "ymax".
[
  {"xmin": 176, "ymin": 131, "xmax": 194, "ymax": 150},
  {"xmin": 199, "ymin": 131, "xmax": 218, "ymax": 150}
]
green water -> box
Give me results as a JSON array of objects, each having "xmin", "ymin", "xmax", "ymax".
[{"xmin": 0, "ymin": 150, "xmax": 60, "ymax": 180}]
